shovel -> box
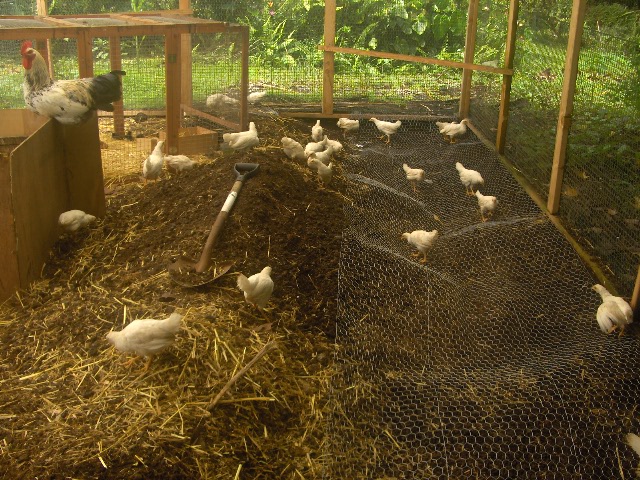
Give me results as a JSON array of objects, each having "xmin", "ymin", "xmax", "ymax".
[{"xmin": 168, "ymin": 162, "xmax": 260, "ymax": 287}]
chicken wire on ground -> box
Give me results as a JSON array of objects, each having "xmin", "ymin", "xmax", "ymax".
[{"xmin": 327, "ymin": 119, "xmax": 640, "ymax": 478}]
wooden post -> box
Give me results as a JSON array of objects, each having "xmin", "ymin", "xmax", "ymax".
[
  {"xmin": 165, "ymin": 31, "xmax": 182, "ymax": 155},
  {"xmin": 322, "ymin": 0, "xmax": 336, "ymax": 115},
  {"xmin": 179, "ymin": 0, "xmax": 193, "ymax": 108},
  {"xmin": 547, "ymin": 0, "xmax": 586, "ymax": 214},
  {"xmin": 77, "ymin": 31, "xmax": 93, "ymax": 78},
  {"xmin": 459, "ymin": 0, "xmax": 479, "ymax": 119},
  {"xmin": 109, "ymin": 36, "xmax": 125, "ymax": 137},
  {"xmin": 496, "ymin": 0, "xmax": 519, "ymax": 154},
  {"xmin": 239, "ymin": 26, "xmax": 249, "ymax": 131},
  {"xmin": 35, "ymin": 0, "xmax": 54, "ymax": 78}
]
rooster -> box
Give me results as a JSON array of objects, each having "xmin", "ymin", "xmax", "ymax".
[{"xmin": 21, "ymin": 41, "xmax": 126, "ymax": 125}]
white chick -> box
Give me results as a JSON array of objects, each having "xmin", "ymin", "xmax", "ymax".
[
  {"xmin": 435, "ymin": 119, "xmax": 469, "ymax": 143},
  {"xmin": 311, "ymin": 119, "xmax": 323, "ymax": 142},
  {"xmin": 475, "ymin": 190, "xmax": 498, "ymax": 222},
  {"xmin": 626, "ymin": 433, "xmax": 640, "ymax": 457},
  {"xmin": 247, "ymin": 91, "xmax": 266, "ymax": 103},
  {"xmin": 58, "ymin": 209, "xmax": 96, "ymax": 232},
  {"xmin": 205, "ymin": 93, "xmax": 239, "ymax": 109},
  {"xmin": 402, "ymin": 163, "xmax": 425, "ymax": 193},
  {"xmin": 222, "ymin": 122, "xmax": 259, "ymax": 151},
  {"xmin": 304, "ymin": 135, "xmax": 329, "ymax": 157},
  {"xmin": 307, "ymin": 159, "xmax": 333, "ymax": 187},
  {"xmin": 455, "ymin": 162, "xmax": 484, "ymax": 195},
  {"xmin": 164, "ymin": 154, "xmax": 195, "ymax": 174},
  {"xmin": 402, "ymin": 229, "xmax": 439, "ymax": 264},
  {"xmin": 310, "ymin": 145, "xmax": 334, "ymax": 165},
  {"xmin": 326, "ymin": 137, "xmax": 343, "ymax": 153},
  {"xmin": 337, "ymin": 117, "xmax": 360, "ymax": 138},
  {"xmin": 592, "ymin": 284, "xmax": 633, "ymax": 335},
  {"xmin": 370, "ymin": 118, "xmax": 402, "ymax": 143},
  {"xmin": 142, "ymin": 139, "xmax": 164, "ymax": 184},
  {"xmin": 106, "ymin": 312, "xmax": 183, "ymax": 371},
  {"xmin": 237, "ymin": 266, "xmax": 274, "ymax": 309},
  {"xmin": 281, "ymin": 137, "xmax": 306, "ymax": 161}
]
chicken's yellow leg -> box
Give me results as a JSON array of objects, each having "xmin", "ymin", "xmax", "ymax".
[{"xmin": 420, "ymin": 253, "xmax": 428, "ymax": 264}]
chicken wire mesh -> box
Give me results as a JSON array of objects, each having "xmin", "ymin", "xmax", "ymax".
[{"xmin": 328, "ymin": 119, "xmax": 640, "ymax": 478}]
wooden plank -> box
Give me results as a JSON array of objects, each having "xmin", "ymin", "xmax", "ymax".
[
  {"xmin": 322, "ymin": 0, "xmax": 337, "ymax": 115},
  {"xmin": 109, "ymin": 13, "xmax": 167, "ymax": 25},
  {"xmin": 496, "ymin": 0, "xmax": 520, "ymax": 154},
  {"xmin": 77, "ymin": 30, "xmax": 93, "ymax": 78},
  {"xmin": 109, "ymin": 36, "xmax": 125, "ymax": 136},
  {"xmin": 280, "ymin": 111, "xmax": 445, "ymax": 121},
  {"xmin": 459, "ymin": 0, "xmax": 479, "ymax": 119},
  {"xmin": 165, "ymin": 31, "xmax": 182, "ymax": 155},
  {"xmin": 179, "ymin": 0, "xmax": 193, "ymax": 108},
  {"xmin": 547, "ymin": 0, "xmax": 586, "ymax": 214},
  {"xmin": 318, "ymin": 45, "xmax": 513, "ymax": 75},
  {"xmin": 39, "ymin": 16, "xmax": 82, "ymax": 27},
  {"xmin": 35, "ymin": 0, "xmax": 54, "ymax": 79},
  {"xmin": 59, "ymin": 112, "xmax": 106, "ymax": 217},
  {"xmin": 182, "ymin": 104, "xmax": 240, "ymax": 131},
  {"xmin": 239, "ymin": 26, "xmax": 250, "ymax": 131},
  {"xmin": 11, "ymin": 118, "xmax": 67, "ymax": 289}
]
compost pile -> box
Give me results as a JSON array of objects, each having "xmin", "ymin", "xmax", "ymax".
[{"xmin": 0, "ymin": 115, "xmax": 347, "ymax": 479}]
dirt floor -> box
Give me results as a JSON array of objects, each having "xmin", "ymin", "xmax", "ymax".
[{"xmin": 0, "ymin": 115, "xmax": 347, "ymax": 478}]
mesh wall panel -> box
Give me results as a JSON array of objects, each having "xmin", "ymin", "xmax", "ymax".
[{"xmin": 327, "ymin": 119, "xmax": 640, "ymax": 478}]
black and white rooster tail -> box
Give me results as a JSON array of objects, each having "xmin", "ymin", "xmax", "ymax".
[{"xmin": 89, "ymin": 70, "xmax": 126, "ymax": 111}]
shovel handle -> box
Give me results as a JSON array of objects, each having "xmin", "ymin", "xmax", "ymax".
[{"xmin": 194, "ymin": 178, "xmax": 244, "ymax": 273}]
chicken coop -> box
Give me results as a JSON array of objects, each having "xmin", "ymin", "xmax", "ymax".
[{"xmin": 0, "ymin": 0, "xmax": 639, "ymax": 479}]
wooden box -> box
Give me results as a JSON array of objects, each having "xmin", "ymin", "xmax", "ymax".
[
  {"xmin": 161, "ymin": 126, "xmax": 218, "ymax": 155},
  {"xmin": 0, "ymin": 110, "xmax": 105, "ymax": 301}
]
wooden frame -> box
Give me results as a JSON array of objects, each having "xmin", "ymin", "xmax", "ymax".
[
  {"xmin": 459, "ymin": 0, "xmax": 479, "ymax": 119},
  {"xmin": 496, "ymin": 0, "xmax": 520, "ymax": 154},
  {"xmin": 1, "ymin": 11, "xmax": 250, "ymax": 153}
]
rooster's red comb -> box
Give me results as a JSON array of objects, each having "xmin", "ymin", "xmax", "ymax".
[{"xmin": 21, "ymin": 41, "xmax": 33, "ymax": 54}]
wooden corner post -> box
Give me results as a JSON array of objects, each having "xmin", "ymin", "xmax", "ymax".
[
  {"xmin": 165, "ymin": 31, "xmax": 182, "ymax": 155},
  {"xmin": 35, "ymin": 0, "xmax": 54, "ymax": 78},
  {"xmin": 459, "ymin": 0, "xmax": 479, "ymax": 119},
  {"xmin": 179, "ymin": 0, "xmax": 193, "ymax": 108},
  {"xmin": 496, "ymin": 0, "xmax": 519, "ymax": 154},
  {"xmin": 109, "ymin": 36, "xmax": 125, "ymax": 136},
  {"xmin": 240, "ymin": 26, "xmax": 249, "ymax": 131},
  {"xmin": 322, "ymin": 0, "xmax": 337, "ymax": 115},
  {"xmin": 547, "ymin": 0, "xmax": 586, "ymax": 214}
]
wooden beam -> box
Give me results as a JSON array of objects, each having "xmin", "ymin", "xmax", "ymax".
[
  {"xmin": 109, "ymin": 36, "xmax": 125, "ymax": 136},
  {"xmin": 459, "ymin": 0, "xmax": 479, "ymax": 119},
  {"xmin": 165, "ymin": 31, "xmax": 182, "ymax": 155},
  {"xmin": 77, "ymin": 31, "xmax": 93, "ymax": 78},
  {"xmin": 182, "ymin": 104, "xmax": 240, "ymax": 131},
  {"xmin": 322, "ymin": 0, "xmax": 337, "ymax": 115},
  {"xmin": 496, "ymin": 0, "xmax": 520, "ymax": 154},
  {"xmin": 239, "ymin": 26, "xmax": 250, "ymax": 131},
  {"xmin": 35, "ymin": 0, "xmax": 55, "ymax": 79},
  {"xmin": 179, "ymin": 0, "xmax": 193, "ymax": 108},
  {"xmin": 547, "ymin": 0, "xmax": 586, "ymax": 214},
  {"xmin": 109, "ymin": 13, "xmax": 166, "ymax": 25},
  {"xmin": 318, "ymin": 45, "xmax": 513, "ymax": 75}
]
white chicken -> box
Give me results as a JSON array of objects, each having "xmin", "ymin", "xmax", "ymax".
[
  {"xmin": 205, "ymin": 93, "xmax": 239, "ymax": 110},
  {"xmin": 164, "ymin": 154, "xmax": 194, "ymax": 174},
  {"xmin": 626, "ymin": 433, "xmax": 640, "ymax": 457},
  {"xmin": 222, "ymin": 122, "xmax": 259, "ymax": 152},
  {"xmin": 326, "ymin": 137, "xmax": 343, "ymax": 153},
  {"xmin": 592, "ymin": 284, "xmax": 633, "ymax": 335},
  {"xmin": 304, "ymin": 135, "xmax": 329, "ymax": 157},
  {"xmin": 237, "ymin": 266, "xmax": 274, "ymax": 309},
  {"xmin": 337, "ymin": 118, "xmax": 360, "ymax": 138},
  {"xmin": 21, "ymin": 41, "xmax": 125, "ymax": 125},
  {"xmin": 435, "ymin": 119, "xmax": 469, "ymax": 143},
  {"xmin": 370, "ymin": 118, "xmax": 402, "ymax": 143},
  {"xmin": 456, "ymin": 162, "xmax": 484, "ymax": 195},
  {"xmin": 308, "ymin": 159, "xmax": 333, "ymax": 187},
  {"xmin": 106, "ymin": 312, "xmax": 183, "ymax": 371},
  {"xmin": 402, "ymin": 163, "xmax": 425, "ymax": 193},
  {"xmin": 281, "ymin": 137, "xmax": 306, "ymax": 161},
  {"xmin": 475, "ymin": 190, "xmax": 498, "ymax": 222},
  {"xmin": 311, "ymin": 119, "xmax": 323, "ymax": 142},
  {"xmin": 402, "ymin": 229, "xmax": 439, "ymax": 264},
  {"xmin": 58, "ymin": 209, "xmax": 96, "ymax": 233},
  {"xmin": 142, "ymin": 140, "xmax": 164, "ymax": 184},
  {"xmin": 248, "ymin": 91, "xmax": 267, "ymax": 104},
  {"xmin": 309, "ymin": 145, "xmax": 334, "ymax": 165}
]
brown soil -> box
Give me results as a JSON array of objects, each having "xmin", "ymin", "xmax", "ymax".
[{"xmin": 0, "ymin": 115, "xmax": 347, "ymax": 479}]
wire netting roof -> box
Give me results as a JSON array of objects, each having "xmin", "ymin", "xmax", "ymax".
[{"xmin": 328, "ymin": 119, "xmax": 640, "ymax": 478}]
